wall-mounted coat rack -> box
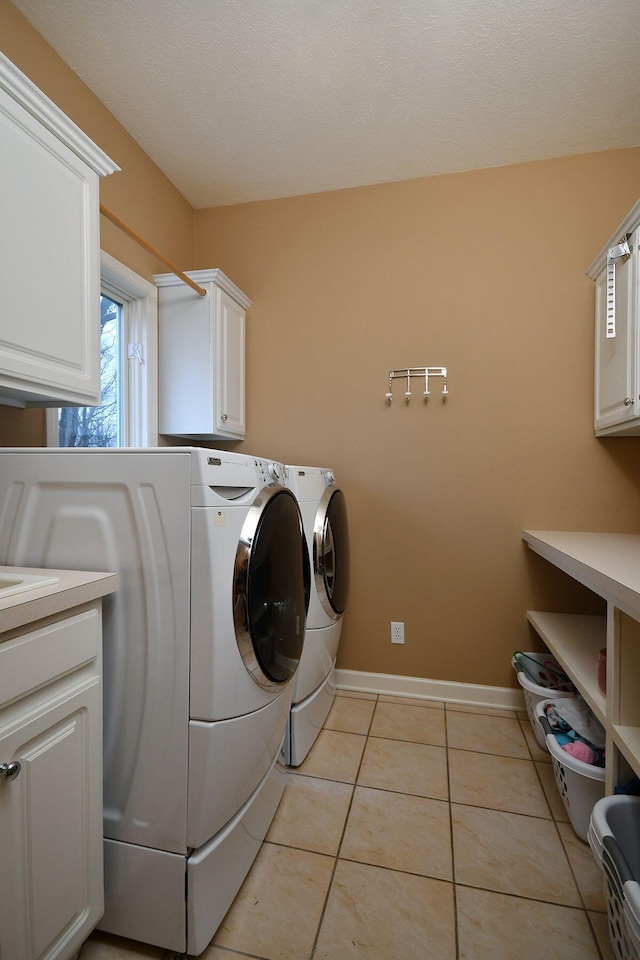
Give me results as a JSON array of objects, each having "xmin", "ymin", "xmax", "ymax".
[{"xmin": 385, "ymin": 367, "xmax": 448, "ymax": 404}]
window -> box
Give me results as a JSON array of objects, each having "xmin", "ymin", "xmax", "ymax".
[{"xmin": 47, "ymin": 252, "xmax": 158, "ymax": 447}]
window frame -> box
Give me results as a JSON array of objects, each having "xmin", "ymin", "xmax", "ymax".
[{"xmin": 47, "ymin": 251, "xmax": 158, "ymax": 447}]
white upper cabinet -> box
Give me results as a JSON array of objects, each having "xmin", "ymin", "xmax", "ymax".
[
  {"xmin": 155, "ymin": 269, "xmax": 251, "ymax": 440},
  {"xmin": 0, "ymin": 54, "xmax": 119, "ymax": 408},
  {"xmin": 588, "ymin": 200, "xmax": 640, "ymax": 436}
]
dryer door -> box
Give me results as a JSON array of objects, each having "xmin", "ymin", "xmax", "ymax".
[
  {"xmin": 314, "ymin": 486, "xmax": 350, "ymax": 620},
  {"xmin": 234, "ymin": 485, "xmax": 309, "ymax": 689}
]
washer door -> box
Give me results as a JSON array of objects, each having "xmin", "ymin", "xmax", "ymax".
[
  {"xmin": 234, "ymin": 485, "xmax": 309, "ymax": 689},
  {"xmin": 314, "ymin": 486, "xmax": 350, "ymax": 620}
]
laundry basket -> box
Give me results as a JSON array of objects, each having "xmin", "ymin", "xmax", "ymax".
[
  {"xmin": 534, "ymin": 699, "xmax": 605, "ymax": 841},
  {"xmin": 512, "ymin": 651, "xmax": 576, "ymax": 749},
  {"xmin": 588, "ymin": 795, "xmax": 640, "ymax": 960}
]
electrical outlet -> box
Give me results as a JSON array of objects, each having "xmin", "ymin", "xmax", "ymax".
[{"xmin": 391, "ymin": 621, "xmax": 404, "ymax": 644}]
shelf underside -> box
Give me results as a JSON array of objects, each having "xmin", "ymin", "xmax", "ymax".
[{"xmin": 526, "ymin": 610, "xmax": 606, "ymax": 724}]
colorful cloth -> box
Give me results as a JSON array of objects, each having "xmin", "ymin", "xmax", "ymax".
[{"xmin": 544, "ymin": 696, "xmax": 605, "ymax": 767}]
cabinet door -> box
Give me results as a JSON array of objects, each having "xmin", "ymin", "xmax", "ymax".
[
  {"xmin": 0, "ymin": 86, "xmax": 102, "ymax": 408},
  {"xmin": 158, "ymin": 279, "xmax": 247, "ymax": 440},
  {"xmin": 215, "ymin": 288, "xmax": 245, "ymax": 438},
  {"xmin": 594, "ymin": 227, "xmax": 639, "ymax": 433},
  {"xmin": 0, "ymin": 680, "xmax": 103, "ymax": 960}
]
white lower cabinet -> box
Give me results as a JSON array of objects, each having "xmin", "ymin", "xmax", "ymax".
[{"xmin": 0, "ymin": 603, "xmax": 104, "ymax": 960}]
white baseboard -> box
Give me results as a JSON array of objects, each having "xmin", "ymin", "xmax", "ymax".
[{"xmin": 334, "ymin": 668, "xmax": 525, "ymax": 711}]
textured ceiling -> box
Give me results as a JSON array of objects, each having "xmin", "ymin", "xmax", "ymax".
[{"xmin": 10, "ymin": 0, "xmax": 640, "ymax": 208}]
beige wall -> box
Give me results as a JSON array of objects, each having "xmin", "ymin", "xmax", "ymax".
[
  {"xmin": 0, "ymin": 0, "xmax": 196, "ymax": 445},
  {"xmin": 195, "ymin": 150, "xmax": 640, "ymax": 687}
]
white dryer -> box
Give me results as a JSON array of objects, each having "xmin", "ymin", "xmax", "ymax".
[
  {"xmin": 0, "ymin": 447, "xmax": 309, "ymax": 956},
  {"xmin": 283, "ymin": 465, "xmax": 350, "ymax": 765}
]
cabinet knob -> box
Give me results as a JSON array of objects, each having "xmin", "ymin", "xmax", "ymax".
[
  {"xmin": 0, "ymin": 761, "xmax": 21, "ymax": 782},
  {"xmin": 625, "ymin": 397, "xmax": 634, "ymax": 406},
  {"xmin": 221, "ymin": 414, "xmax": 228, "ymax": 421}
]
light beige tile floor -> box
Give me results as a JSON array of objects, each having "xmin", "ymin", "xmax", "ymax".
[{"xmin": 80, "ymin": 695, "xmax": 617, "ymax": 960}]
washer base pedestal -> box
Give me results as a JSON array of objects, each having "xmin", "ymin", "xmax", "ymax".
[{"xmin": 285, "ymin": 665, "xmax": 336, "ymax": 766}]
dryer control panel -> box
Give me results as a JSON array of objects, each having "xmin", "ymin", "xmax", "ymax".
[
  {"xmin": 321, "ymin": 468, "xmax": 335, "ymax": 487},
  {"xmin": 255, "ymin": 459, "xmax": 285, "ymax": 486}
]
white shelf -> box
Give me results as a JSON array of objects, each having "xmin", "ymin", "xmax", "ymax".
[
  {"xmin": 526, "ymin": 610, "xmax": 606, "ymax": 724},
  {"xmin": 524, "ymin": 530, "xmax": 640, "ymax": 790},
  {"xmin": 523, "ymin": 530, "xmax": 640, "ymax": 621},
  {"xmin": 611, "ymin": 726, "xmax": 640, "ymax": 776}
]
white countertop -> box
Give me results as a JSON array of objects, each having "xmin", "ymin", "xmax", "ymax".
[
  {"xmin": 0, "ymin": 565, "xmax": 119, "ymax": 635},
  {"xmin": 523, "ymin": 530, "xmax": 640, "ymax": 619}
]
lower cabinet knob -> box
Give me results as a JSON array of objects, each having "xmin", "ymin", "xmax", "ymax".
[
  {"xmin": 625, "ymin": 398, "xmax": 634, "ymax": 406},
  {"xmin": 221, "ymin": 414, "xmax": 228, "ymax": 421},
  {"xmin": 0, "ymin": 761, "xmax": 21, "ymax": 782}
]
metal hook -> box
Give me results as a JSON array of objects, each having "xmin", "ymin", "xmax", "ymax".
[{"xmin": 386, "ymin": 366, "xmax": 448, "ymax": 404}]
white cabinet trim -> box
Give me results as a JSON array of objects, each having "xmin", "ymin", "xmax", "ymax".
[
  {"xmin": 587, "ymin": 198, "xmax": 640, "ymax": 279},
  {"xmin": 0, "ymin": 54, "xmax": 119, "ymax": 177},
  {"xmin": 154, "ymin": 268, "xmax": 252, "ymax": 310}
]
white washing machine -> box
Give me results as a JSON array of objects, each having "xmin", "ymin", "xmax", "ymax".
[
  {"xmin": 0, "ymin": 447, "xmax": 309, "ymax": 956},
  {"xmin": 283, "ymin": 465, "xmax": 350, "ymax": 765}
]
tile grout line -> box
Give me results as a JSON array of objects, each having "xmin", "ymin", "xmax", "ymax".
[
  {"xmin": 88, "ymin": 701, "xmax": 611, "ymax": 960},
  {"xmin": 444, "ymin": 703, "xmax": 461, "ymax": 960},
  {"xmin": 307, "ymin": 692, "xmax": 380, "ymax": 959},
  {"xmin": 519, "ymin": 713, "xmax": 609, "ymax": 960}
]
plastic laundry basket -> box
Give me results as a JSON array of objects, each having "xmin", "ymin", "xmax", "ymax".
[
  {"xmin": 512, "ymin": 651, "xmax": 576, "ymax": 750},
  {"xmin": 534, "ymin": 699, "xmax": 605, "ymax": 841},
  {"xmin": 589, "ymin": 795, "xmax": 640, "ymax": 960}
]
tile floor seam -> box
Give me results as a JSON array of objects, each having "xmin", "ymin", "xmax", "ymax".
[
  {"xmin": 444, "ymin": 701, "xmax": 460, "ymax": 960},
  {"xmin": 586, "ymin": 911, "xmax": 610, "ymax": 960},
  {"xmin": 518, "ymin": 713, "xmax": 551, "ymax": 764},
  {"xmin": 196, "ymin": 948, "xmax": 262, "ymax": 960},
  {"xmin": 347, "ymin": 780, "xmax": 451, "ymax": 801},
  {"xmin": 446, "ymin": 795, "xmax": 554, "ymax": 821},
  {"xmin": 346, "ymin": 781, "xmax": 451, "ymax": 802},
  {"xmin": 452, "ymin": 880, "xmax": 602, "ymax": 911},
  {"xmin": 336, "ymin": 697, "xmax": 380, "ymax": 855},
  {"xmin": 449, "ymin": 798, "xmax": 561, "ymax": 823},
  {"xmin": 295, "ymin": 772, "xmax": 358, "ymax": 785},
  {"xmin": 552, "ymin": 814, "xmax": 592, "ymax": 912},
  {"xmin": 221, "ymin": 947, "xmax": 268, "ymax": 960},
  {"xmin": 446, "ymin": 743, "xmax": 538, "ymax": 761},
  {"xmin": 335, "ymin": 854, "xmax": 456, "ymax": 884},
  {"xmin": 448, "ymin": 747, "xmax": 532, "ymax": 761},
  {"xmin": 325, "ymin": 695, "xmax": 380, "ymax": 739},
  {"xmin": 453, "ymin": 879, "xmax": 590, "ymax": 910},
  {"xmin": 470, "ymin": 709, "xmax": 607, "ymax": 960},
  {"xmin": 445, "ymin": 702, "xmax": 605, "ymax": 959},
  {"xmin": 307, "ymin": 694, "xmax": 380, "ymax": 959},
  {"xmin": 82, "ymin": 699, "xmax": 611, "ymax": 960},
  {"xmin": 529, "ymin": 732, "xmax": 565, "ymax": 825},
  {"xmin": 367, "ymin": 732, "xmax": 448, "ymax": 748}
]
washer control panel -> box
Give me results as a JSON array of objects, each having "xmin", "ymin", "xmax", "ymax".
[
  {"xmin": 255, "ymin": 458, "xmax": 286, "ymax": 486},
  {"xmin": 321, "ymin": 468, "xmax": 335, "ymax": 487}
]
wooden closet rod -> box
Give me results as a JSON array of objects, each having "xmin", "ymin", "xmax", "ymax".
[{"xmin": 100, "ymin": 203, "xmax": 207, "ymax": 297}]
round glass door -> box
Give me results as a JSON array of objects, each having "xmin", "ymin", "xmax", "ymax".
[
  {"xmin": 234, "ymin": 486, "xmax": 309, "ymax": 688},
  {"xmin": 314, "ymin": 487, "xmax": 350, "ymax": 619}
]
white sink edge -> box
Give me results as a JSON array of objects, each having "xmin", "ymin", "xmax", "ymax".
[{"xmin": 0, "ymin": 574, "xmax": 61, "ymax": 599}]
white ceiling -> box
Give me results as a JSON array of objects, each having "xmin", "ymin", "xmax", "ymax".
[{"xmin": 11, "ymin": 0, "xmax": 640, "ymax": 209}]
